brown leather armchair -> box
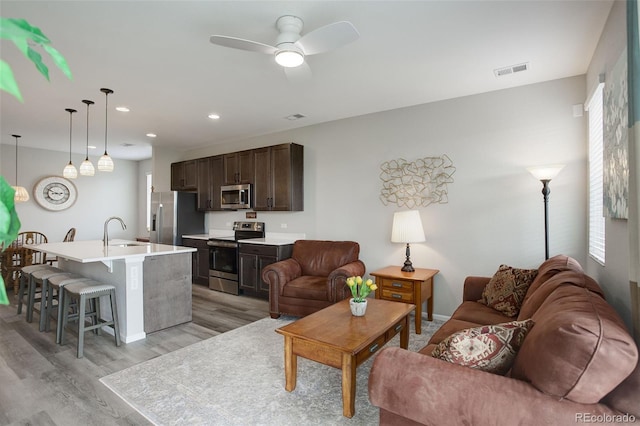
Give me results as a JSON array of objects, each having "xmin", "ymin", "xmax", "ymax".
[{"xmin": 262, "ymin": 240, "xmax": 366, "ymax": 318}]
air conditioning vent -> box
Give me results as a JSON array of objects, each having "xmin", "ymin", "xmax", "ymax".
[
  {"xmin": 285, "ymin": 113, "xmax": 306, "ymax": 121},
  {"xmin": 494, "ymin": 62, "xmax": 529, "ymax": 77}
]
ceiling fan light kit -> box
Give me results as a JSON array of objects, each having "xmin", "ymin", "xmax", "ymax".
[{"xmin": 209, "ymin": 14, "xmax": 359, "ymax": 75}]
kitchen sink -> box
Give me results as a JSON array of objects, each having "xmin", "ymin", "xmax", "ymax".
[{"xmin": 109, "ymin": 242, "xmax": 149, "ymax": 248}]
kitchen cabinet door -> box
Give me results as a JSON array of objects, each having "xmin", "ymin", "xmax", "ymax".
[
  {"xmin": 182, "ymin": 238, "xmax": 209, "ymax": 285},
  {"xmin": 197, "ymin": 156, "xmax": 224, "ymax": 211},
  {"xmin": 171, "ymin": 160, "xmax": 197, "ymax": 191},
  {"xmin": 223, "ymin": 150, "xmax": 253, "ymax": 184},
  {"xmin": 238, "ymin": 243, "xmax": 293, "ymax": 299},
  {"xmin": 252, "ymin": 143, "xmax": 303, "ymax": 211}
]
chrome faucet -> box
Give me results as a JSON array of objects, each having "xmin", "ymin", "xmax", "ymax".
[{"xmin": 103, "ymin": 216, "xmax": 127, "ymax": 247}]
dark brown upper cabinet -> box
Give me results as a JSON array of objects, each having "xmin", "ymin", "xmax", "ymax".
[
  {"xmin": 252, "ymin": 143, "xmax": 303, "ymax": 211},
  {"xmin": 170, "ymin": 160, "xmax": 197, "ymax": 191},
  {"xmin": 223, "ymin": 150, "xmax": 253, "ymax": 185}
]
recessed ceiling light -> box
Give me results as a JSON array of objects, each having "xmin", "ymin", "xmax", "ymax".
[
  {"xmin": 116, "ymin": 106, "xmax": 130, "ymax": 112},
  {"xmin": 208, "ymin": 113, "xmax": 220, "ymax": 120},
  {"xmin": 146, "ymin": 133, "xmax": 157, "ymax": 138},
  {"xmin": 285, "ymin": 113, "xmax": 306, "ymax": 120},
  {"xmin": 88, "ymin": 145, "xmax": 97, "ymax": 149}
]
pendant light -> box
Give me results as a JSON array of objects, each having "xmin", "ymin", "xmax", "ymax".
[
  {"xmin": 11, "ymin": 134, "xmax": 29, "ymax": 202},
  {"xmin": 79, "ymin": 99, "xmax": 95, "ymax": 176},
  {"xmin": 62, "ymin": 108, "xmax": 78, "ymax": 179},
  {"xmin": 98, "ymin": 88, "xmax": 114, "ymax": 172}
]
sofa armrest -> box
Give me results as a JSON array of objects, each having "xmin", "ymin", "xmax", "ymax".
[
  {"xmin": 327, "ymin": 260, "xmax": 366, "ymax": 302},
  {"xmin": 262, "ymin": 258, "xmax": 302, "ymax": 293},
  {"xmin": 369, "ymin": 347, "xmax": 622, "ymax": 426},
  {"xmin": 463, "ymin": 276, "xmax": 491, "ymax": 301}
]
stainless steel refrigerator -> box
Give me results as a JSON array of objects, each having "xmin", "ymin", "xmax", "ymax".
[{"xmin": 150, "ymin": 191, "xmax": 205, "ymax": 245}]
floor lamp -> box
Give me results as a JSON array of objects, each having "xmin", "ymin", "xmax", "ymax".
[
  {"xmin": 527, "ymin": 165, "xmax": 565, "ymax": 260},
  {"xmin": 391, "ymin": 210, "xmax": 425, "ymax": 272}
]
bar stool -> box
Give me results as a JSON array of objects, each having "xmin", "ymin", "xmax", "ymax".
[
  {"xmin": 28, "ymin": 268, "xmax": 69, "ymax": 331},
  {"xmin": 17, "ymin": 264, "xmax": 57, "ymax": 315},
  {"xmin": 60, "ymin": 280, "xmax": 121, "ymax": 358},
  {"xmin": 44, "ymin": 273, "xmax": 86, "ymax": 343}
]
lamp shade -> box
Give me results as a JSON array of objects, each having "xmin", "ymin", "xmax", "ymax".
[
  {"xmin": 527, "ymin": 164, "xmax": 565, "ymax": 181},
  {"xmin": 391, "ymin": 210, "xmax": 426, "ymax": 243},
  {"xmin": 13, "ymin": 185, "xmax": 29, "ymax": 202}
]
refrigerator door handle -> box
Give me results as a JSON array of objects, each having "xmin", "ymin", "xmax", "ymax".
[{"xmin": 157, "ymin": 203, "xmax": 163, "ymax": 243}]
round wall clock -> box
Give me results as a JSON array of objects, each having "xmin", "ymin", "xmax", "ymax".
[{"xmin": 33, "ymin": 176, "xmax": 78, "ymax": 211}]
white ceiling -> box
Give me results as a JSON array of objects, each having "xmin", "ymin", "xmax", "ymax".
[{"xmin": 1, "ymin": 1, "xmax": 613, "ymax": 161}]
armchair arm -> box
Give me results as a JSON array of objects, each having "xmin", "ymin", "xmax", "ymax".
[
  {"xmin": 463, "ymin": 276, "xmax": 491, "ymax": 301},
  {"xmin": 369, "ymin": 347, "xmax": 621, "ymax": 426},
  {"xmin": 327, "ymin": 260, "xmax": 366, "ymax": 302},
  {"xmin": 261, "ymin": 258, "xmax": 302, "ymax": 294}
]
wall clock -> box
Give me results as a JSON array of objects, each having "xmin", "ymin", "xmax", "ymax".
[{"xmin": 33, "ymin": 176, "xmax": 78, "ymax": 211}]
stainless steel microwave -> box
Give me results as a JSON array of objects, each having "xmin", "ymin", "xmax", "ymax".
[{"xmin": 221, "ymin": 184, "xmax": 251, "ymax": 209}]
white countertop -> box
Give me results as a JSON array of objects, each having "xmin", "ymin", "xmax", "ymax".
[
  {"xmin": 182, "ymin": 234, "xmax": 210, "ymax": 240},
  {"xmin": 24, "ymin": 239, "xmax": 196, "ymax": 263}
]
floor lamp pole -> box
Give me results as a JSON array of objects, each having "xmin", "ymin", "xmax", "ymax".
[{"xmin": 541, "ymin": 179, "xmax": 551, "ymax": 260}]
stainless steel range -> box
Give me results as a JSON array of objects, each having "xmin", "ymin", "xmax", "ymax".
[{"xmin": 207, "ymin": 221, "xmax": 265, "ymax": 295}]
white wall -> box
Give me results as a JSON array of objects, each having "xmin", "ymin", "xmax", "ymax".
[
  {"xmin": 184, "ymin": 76, "xmax": 589, "ymax": 319},
  {"xmin": 138, "ymin": 158, "xmax": 152, "ymax": 237},
  {"xmin": 0, "ymin": 145, "xmax": 139, "ymax": 242},
  {"xmin": 585, "ymin": 0, "xmax": 632, "ymax": 327}
]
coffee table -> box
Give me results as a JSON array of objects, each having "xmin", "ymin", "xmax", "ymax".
[{"xmin": 275, "ymin": 298, "xmax": 415, "ymax": 418}]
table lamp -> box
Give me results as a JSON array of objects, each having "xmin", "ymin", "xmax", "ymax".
[{"xmin": 391, "ymin": 210, "xmax": 426, "ymax": 272}]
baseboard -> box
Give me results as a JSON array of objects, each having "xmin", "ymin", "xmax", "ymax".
[{"xmin": 431, "ymin": 313, "xmax": 451, "ymax": 322}]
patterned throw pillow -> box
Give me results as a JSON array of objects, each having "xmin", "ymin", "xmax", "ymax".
[
  {"xmin": 479, "ymin": 264, "xmax": 538, "ymax": 317},
  {"xmin": 431, "ymin": 319, "xmax": 534, "ymax": 375}
]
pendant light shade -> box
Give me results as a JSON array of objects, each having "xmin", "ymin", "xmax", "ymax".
[
  {"xmin": 98, "ymin": 88, "xmax": 114, "ymax": 172},
  {"xmin": 63, "ymin": 108, "xmax": 78, "ymax": 179},
  {"xmin": 11, "ymin": 134, "xmax": 29, "ymax": 202},
  {"xmin": 79, "ymin": 99, "xmax": 95, "ymax": 176}
]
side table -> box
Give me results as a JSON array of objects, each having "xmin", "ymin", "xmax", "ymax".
[{"xmin": 371, "ymin": 266, "xmax": 439, "ymax": 334}]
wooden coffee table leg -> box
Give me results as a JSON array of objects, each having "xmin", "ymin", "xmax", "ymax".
[
  {"xmin": 283, "ymin": 336, "xmax": 297, "ymax": 391},
  {"xmin": 400, "ymin": 316, "xmax": 410, "ymax": 349},
  {"xmin": 341, "ymin": 352, "xmax": 356, "ymax": 418}
]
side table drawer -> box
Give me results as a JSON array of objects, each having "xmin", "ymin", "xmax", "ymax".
[
  {"xmin": 381, "ymin": 288, "xmax": 414, "ymax": 303},
  {"xmin": 379, "ymin": 277, "xmax": 413, "ymax": 291},
  {"xmin": 385, "ymin": 319, "xmax": 406, "ymax": 341}
]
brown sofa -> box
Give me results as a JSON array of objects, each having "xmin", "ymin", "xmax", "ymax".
[
  {"xmin": 262, "ymin": 240, "xmax": 365, "ymax": 318},
  {"xmin": 369, "ymin": 255, "xmax": 640, "ymax": 425}
]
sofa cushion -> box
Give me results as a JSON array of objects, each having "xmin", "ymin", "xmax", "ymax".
[
  {"xmin": 479, "ymin": 265, "xmax": 538, "ymax": 317},
  {"xmin": 282, "ymin": 276, "xmax": 328, "ymax": 301},
  {"xmin": 431, "ymin": 319, "xmax": 534, "ymax": 375},
  {"xmin": 511, "ymin": 282, "xmax": 639, "ymax": 403},
  {"xmin": 451, "ymin": 301, "xmax": 513, "ymax": 325},
  {"xmin": 291, "ymin": 240, "xmax": 360, "ymax": 277},
  {"xmin": 427, "ymin": 318, "xmax": 484, "ymax": 346}
]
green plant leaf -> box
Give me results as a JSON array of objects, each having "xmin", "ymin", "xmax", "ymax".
[
  {"xmin": 26, "ymin": 45, "xmax": 49, "ymax": 80},
  {"xmin": 42, "ymin": 44, "xmax": 72, "ymax": 80},
  {"xmin": 0, "ymin": 59, "xmax": 23, "ymax": 102},
  {"xmin": 1, "ymin": 18, "xmax": 50, "ymax": 44},
  {"xmin": 0, "ymin": 176, "xmax": 20, "ymax": 248}
]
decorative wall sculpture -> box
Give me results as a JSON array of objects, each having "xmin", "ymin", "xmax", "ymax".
[
  {"xmin": 603, "ymin": 50, "xmax": 629, "ymax": 219},
  {"xmin": 379, "ymin": 155, "xmax": 456, "ymax": 208}
]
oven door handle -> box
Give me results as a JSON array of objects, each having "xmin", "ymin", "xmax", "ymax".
[{"xmin": 207, "ymin": 240, "xmax": 238, "ymax": 249}]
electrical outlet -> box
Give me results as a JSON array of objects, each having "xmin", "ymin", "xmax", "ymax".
[{"xmin": 280, "ymin": 223, "xmax": 288, "ymax": 229}]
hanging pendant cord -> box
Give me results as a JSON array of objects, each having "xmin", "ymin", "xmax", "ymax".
[
  {"xmin": 65, "ymin": 108, "xmax": 76, "ymax": 163},
  {"xmin": 12, "ymin": 134, "xmax": 20, "ymax": 186}
]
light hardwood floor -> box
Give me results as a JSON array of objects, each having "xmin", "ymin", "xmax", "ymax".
[{"xmin": 0, "ymin": 284, "xmax": 269, "ymax": 425}]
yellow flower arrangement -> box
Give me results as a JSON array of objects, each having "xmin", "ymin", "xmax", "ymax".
[{"xmin": 346, "ymin": 276, "xmax": 377, "ymax": 303}]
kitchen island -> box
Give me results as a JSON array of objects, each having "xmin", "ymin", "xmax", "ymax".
[{"xmin": 23, "ymin": 239, "xmax": 196, "ymax": 343}]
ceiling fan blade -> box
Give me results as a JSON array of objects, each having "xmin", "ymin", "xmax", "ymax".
[
  {"xmin": 284, "ymin": 62, "xmax": 312, "ymax": 83},
  {"xmin": 209, "ymin": 35, "xmax": 277, "ymax": 55},
  {"xmin": 296, "ymin": 21, "xmax": 359, "ymax": 56}
]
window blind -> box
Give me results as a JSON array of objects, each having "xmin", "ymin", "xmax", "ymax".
[{"xmin": 586, "ymin": 82, "xmax": 605, "ymax": 264}]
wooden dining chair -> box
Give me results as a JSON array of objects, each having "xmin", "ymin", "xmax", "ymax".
[
  {"xmin": 2, "ymin": 231, "xmax": 48, "ymax": 294},
  {"xmin": 47, "ymin": 228, "xmax": 76, "ymax": 266}
]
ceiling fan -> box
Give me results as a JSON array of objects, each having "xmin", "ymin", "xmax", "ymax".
[{"xmin": 209, "ymin": 15, "xmax": 359, "ymax": 79}]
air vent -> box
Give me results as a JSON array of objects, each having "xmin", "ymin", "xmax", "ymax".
[
  {"xmin": 494, "ymin": 62, "xmax": 529, "ymax": 77},
  {"xmin": 285, "ymin": 113, "xmax": 306, "ymax": 121},
  {"xmin": 121, "ymin": 143, "xmax": 135, "ymax": 147}
]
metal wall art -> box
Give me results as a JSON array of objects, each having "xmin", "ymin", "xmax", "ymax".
[
  {"xmin": 379, "ymin": 155, "xmax": 456, "ymax": 208},
  {"xmin": 603, "ymin": 50, "xmax": 629, "ymax": 220}
]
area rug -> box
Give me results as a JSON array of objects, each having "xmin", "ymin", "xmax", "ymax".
[{"xmin": 101, "ymin": 314, "xmax": 442, "ymax": 426}]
